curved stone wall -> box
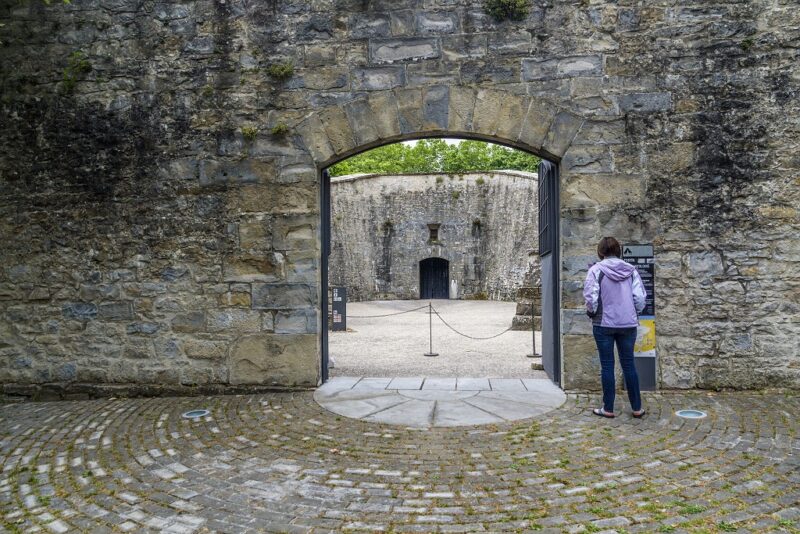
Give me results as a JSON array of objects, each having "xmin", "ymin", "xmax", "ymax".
[
  {"xmin": 329, "ymin": 171, "xmax": 538, "ymax": 302},
  {"xmin": 0, "ymin": 0, "xmax": 798, "ymax": 395}
]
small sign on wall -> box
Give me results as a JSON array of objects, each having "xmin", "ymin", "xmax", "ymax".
[
  {"xmin": 622, "ymin": 244, "xmax": 657, "ymax": 391},
  {"xmin": 332, "ymin": 287, "xmax": 347, "ymax": 332}
]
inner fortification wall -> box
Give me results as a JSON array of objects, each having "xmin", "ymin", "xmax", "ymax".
[{"xmin": 329, "ymin": 171, "xmax": 539, "ymax": 302}]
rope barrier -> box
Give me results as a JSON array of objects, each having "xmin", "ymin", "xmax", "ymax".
[
  {"xmin": 430, "ymin": 305, "xmax": 514, "ymax": 340},
  {"xmin": 347, "ymin": 304, "xmax": 429, "ymax": 319},
  {"xmin": 344, "ymin": 302, "xmax": 517, "ymax": 349}
]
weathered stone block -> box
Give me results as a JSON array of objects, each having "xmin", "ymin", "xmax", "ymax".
[
  {"xmin": 522, "ymin": 56, "xmax": 603, "ymax": 81},
  {"xmin": 183, "ymin": 338, "xmax": 228, "ymax": 360},
  {"xmin": 251, "ymin": 283, "xmax": 316, "ymax": 310},
  {"xmin": 369, "ymin": 38, "xmax": 440, "ymax": 63},
  {"xmin": 207, "ymin": 309, "xmax": 262, "ymax": 333},
  {"xmin": 493, "ymin": 94, "xmax": 529, "ymax": 141},
  {"xmin": 618, "ymin": 92, "xmax": 672, "ymax": 113},
  {"xmin": 447, "ymin": 86, "xmax": 476, "ymax": 133},
  {"xmin": 238, "ymin": 217, "xmax": 271, "ymax": 249},
  {"xmin": 686, "ymin": 251, "xmax": 724, "ymax": 277},
  {"xmin": 98, "ymin": 301, "xmax": 134, "ymax": 321},
  {"xmin": 229, "ymin": 333, "xmax": 318, "ymax": 386},
  {"xmin": 218, "ymin": 290, "xmax": 252, "ymax": 308},
  {"xmin": 562, "ymin": 334, "xmax": 600, "ymax": 390},
  {"xmin": 154, "ymin": 338, "xmax": 181, "ymax": 359},
  {"xmin": 274, "ymin": 309, "xmax": 317, "ymax": 334},
  {"xmin": 299, "ymin": 67, "xmax": 348, "ymax": 90},
  {"xmin": 273, "ymin": 215, "xmax": 317, "ymax": 251},
  {"xmin": 79, "ymin": 284, "xmax": 120, "ymax": 301},
  {"xmin": 488, "ymin": 29, "xmax": 532, "ymax": 55},
  {"xmin": 285, "ymin": 249, "xmax": 318, "ymax": 284},
  {"xmin": 344, "ymin": 98, "xmax": 381, "ymax": 147},
  {"xmin": 416, "ymin": 11, "xmax": 458, "ymax": 34},
  {"xmin": 349, "ymin": 12, "xmax": 391, "ymax": 38},
  {"xmin": 542, "ymin": 111, "xmax": 584, "ymax": 158},
  {"xmin": 367, "ymin": 91, "xmax": 402, "ymax": 139},
  {"xmin": 471, "ymin": 89, "xmax": 505, "ymax": 136},
  {"xmin": 298, "ymin": 114, "xmax": 335, "ymax": 163},
  {"xmin": 171, "ymin": 312, "xmax": 205, "ymax": 333},
  {"xmin": 124, "ymin": 338, "xmax": 155, "ymax": 359},
  {"xmin": 351, "ymin": 67, "xmax": 405, "ymax": 91},
  {"xmin": 199, "ymin": 159, "xmax": 274, "ymax": 187},
  {"xmin": 442, "ymin": 34, "xmax": 487, "ymax": 60},
  {"xmin": 62, "ymin": 302, "xmax": 98, "ymax": 321},
  {"xmin": 422, "ymin": 86, "xmax": 449, "ymax": 130},
  {"xmin": 304, "ymin": 44, "xmax": 336, "ymax": 67},
  {"xmin": 319, "ymin": 107, "xmax": 356, "ymax": 157},
  {"xmin": 223, "ymin": 253, "xmax": 284, "ymax": 283},
  {"xmin": 394, "ymin": 87, "xmax": 424, "ymax": 134},
  {"xmin": 562, "ymin": 146, "xmax": 612, "ymax": 174},
  {"xmin": 126, "ymin": 322, "xmax": 160, "ymax": 335}
]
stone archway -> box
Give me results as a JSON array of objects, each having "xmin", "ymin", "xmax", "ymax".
[{"xmin": 282, "ymin": 86, "xmax": 590, "ymax": 388}]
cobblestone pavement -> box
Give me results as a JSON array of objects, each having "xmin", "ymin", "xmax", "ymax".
[{"xmin": 1, "ymin": 391, "xmax": 799, "ymax": 533}]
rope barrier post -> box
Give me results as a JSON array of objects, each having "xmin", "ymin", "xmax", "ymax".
[
  {"xmin": 424, "ymin": 302, "xmax": 438, "ymax": 357},
  {"xmin": 526, "ymin": 293, "xmax": 540, "ymax": 358}
]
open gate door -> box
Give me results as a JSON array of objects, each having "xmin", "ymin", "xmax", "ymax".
[
  {"xmin": 538, "ymin": 160, "xmax": 561, "ymax": 386},
  {"xmin": 320, "ymin": 169, "xmax": 331, "ymax": 383}
]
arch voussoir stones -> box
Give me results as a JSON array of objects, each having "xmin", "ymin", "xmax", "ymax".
[{"xmin": 301, "ymin": 87, "xmax": 586, "ymax": 167}]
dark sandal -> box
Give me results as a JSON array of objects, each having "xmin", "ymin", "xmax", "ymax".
[
  {"xmin": 632, "ymin": 409, "xmax": 646, "ymax": 419},
  {"xmin": 592, "ymin": 408, "xmax": 615, "ymax": 418}
]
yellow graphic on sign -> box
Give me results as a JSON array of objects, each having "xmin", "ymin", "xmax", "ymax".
[{"xmin": 634, "ymin": 319, "xmax": 656, "ymax": 357}]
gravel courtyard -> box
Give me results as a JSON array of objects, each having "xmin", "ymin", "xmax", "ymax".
[{"xmin": 329, "ymin": 300, "xmax": 545, "ymax": 378}]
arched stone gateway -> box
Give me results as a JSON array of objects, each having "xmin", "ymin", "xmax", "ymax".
[
  {"xmin": 305, "ymin": 87, "xmax": 585, "ymax": 388},
  {"xmin": 1, "ymin": 2, "xmax": 797, "ymax": 398}
]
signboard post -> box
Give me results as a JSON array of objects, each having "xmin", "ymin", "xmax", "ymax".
[
  {"xmin": 622, "ymin": 244, "xmax": 657, "ymax": 391},
  {"xmin": 331, "ymin": 287, "xmax": 347, "ymax": 332}
]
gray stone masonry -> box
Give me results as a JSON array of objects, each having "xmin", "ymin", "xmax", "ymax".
[
  {"xmin": 0, "ymin": 0, "xmax": 798, "ymax": 395},
  {"xmin": 329, "ymin": 171, "xmax": 539, "ymax": 302}
]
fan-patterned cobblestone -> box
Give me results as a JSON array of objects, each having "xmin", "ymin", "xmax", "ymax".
[{"xmin": 1, "ymin": 391, "xmax": 799, "ymax": 533}]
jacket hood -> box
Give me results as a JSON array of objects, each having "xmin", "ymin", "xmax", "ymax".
[{"xmin": 597, "ymin": 257, "xmax": 636, "ymax": 281}]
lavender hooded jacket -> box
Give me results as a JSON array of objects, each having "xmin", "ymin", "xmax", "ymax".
[{"xmin": 583, "ymin": 257, "xmax": 646, "ymax": 328}]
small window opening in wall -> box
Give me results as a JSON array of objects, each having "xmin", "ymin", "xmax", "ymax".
[
  {"xmin": 428, "ymin": 223, "xmax": 440, "ymax": 242},
  {"xmin": 471, "ymin": 219, "xmax": 481, "ymax": 238}
]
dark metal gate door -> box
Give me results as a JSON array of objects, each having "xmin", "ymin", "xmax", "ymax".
[
  {"xmin": 320, "ymin": 169, "xmax": 331, "ymax": 383},
  {"xmin": 419, "ymin": 258, "xmax": 450, "ymax": 299},
  {"xmin": 538, "ymin": 160, "xmax": 561, "ymax": 385}
]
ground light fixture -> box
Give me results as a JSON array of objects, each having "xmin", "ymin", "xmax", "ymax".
[
  {"xmin": 182, "ymin": 409, "xmax": 211, "ymax": 419},
  {"xmin": 675, "ymin": 409, "xmax": 707, "ymax": 419}
]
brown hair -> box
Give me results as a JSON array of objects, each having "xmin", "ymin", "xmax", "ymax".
[{"xmin": 597, "ymin": 237, "xmax": 621, "ymax": 259}]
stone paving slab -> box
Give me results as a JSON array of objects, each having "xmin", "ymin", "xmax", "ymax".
[
  {"xmin": 315, "ymin": 377, "xmax": 567, "ymax": 427},
  {"xmin": 456, "ymin": 377, "xmax": 490, "ymax": 390},
  {"xmin": 387, "ymin": 377, "xmax": 425, "ymax": 390},
  {"xmin": 421, "ymin": 377, "xmax": 458, "ymax": 390},
  {"xmin": 1, "ymin": 390, "xmax": 798, "ymax": 533}
]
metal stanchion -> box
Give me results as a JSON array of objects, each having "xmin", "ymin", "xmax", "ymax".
[
  {"xmin": 526, "ymin": 294, "xmax": 540, "ymax": 358},
  {"xmin": 424, "ymin": 302, "xmax": 438, "ymax": 357}
]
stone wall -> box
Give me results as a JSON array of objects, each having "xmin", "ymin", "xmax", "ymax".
[
  {"xmin": 329, "ymin": 171, "xmax": 538, "ymax": 302},
  {"xmin": 0, "ymin": 0, "xmax": 798, "ymax": 395}
]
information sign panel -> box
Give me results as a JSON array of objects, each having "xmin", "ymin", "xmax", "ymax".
[
  {"xmin": 331, "ymin": 287, "xmax": 347, "ymax": 332},
  {"xmin": 622, "ymin": 244, "xmax": 656, "ymax": 390}
]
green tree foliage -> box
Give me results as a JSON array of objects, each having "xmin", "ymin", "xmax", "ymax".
[{"xmin": 328, "ymin": 139, "xmax": 541, "ymax": 177}]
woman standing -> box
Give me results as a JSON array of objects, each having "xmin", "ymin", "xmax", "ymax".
[{"xmin": 583, "ymin": 237, "xmax": 647, "ymax": 418}]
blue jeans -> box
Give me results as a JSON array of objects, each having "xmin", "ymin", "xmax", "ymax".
[{"xmin": 593, "ymin": 326, "xmax": 641, "ymax": 413}]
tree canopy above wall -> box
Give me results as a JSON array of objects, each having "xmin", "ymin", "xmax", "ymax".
[{"xmin": 328, "ymin": 139, "xmax": 541, "ymax": 177}]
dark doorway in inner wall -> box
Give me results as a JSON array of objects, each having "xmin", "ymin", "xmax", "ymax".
[{"xmin": 420, "ymin": 257, "xmax": 449, "ymax": 299}]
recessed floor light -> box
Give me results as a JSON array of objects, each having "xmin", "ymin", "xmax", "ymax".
[
  {"xmin": 676, "ymin": 409, "xmax": 707, "ymax": 419},
  {"xmin": 182, "ymin": 409, "xmax": 210, "ymax": 419}
]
